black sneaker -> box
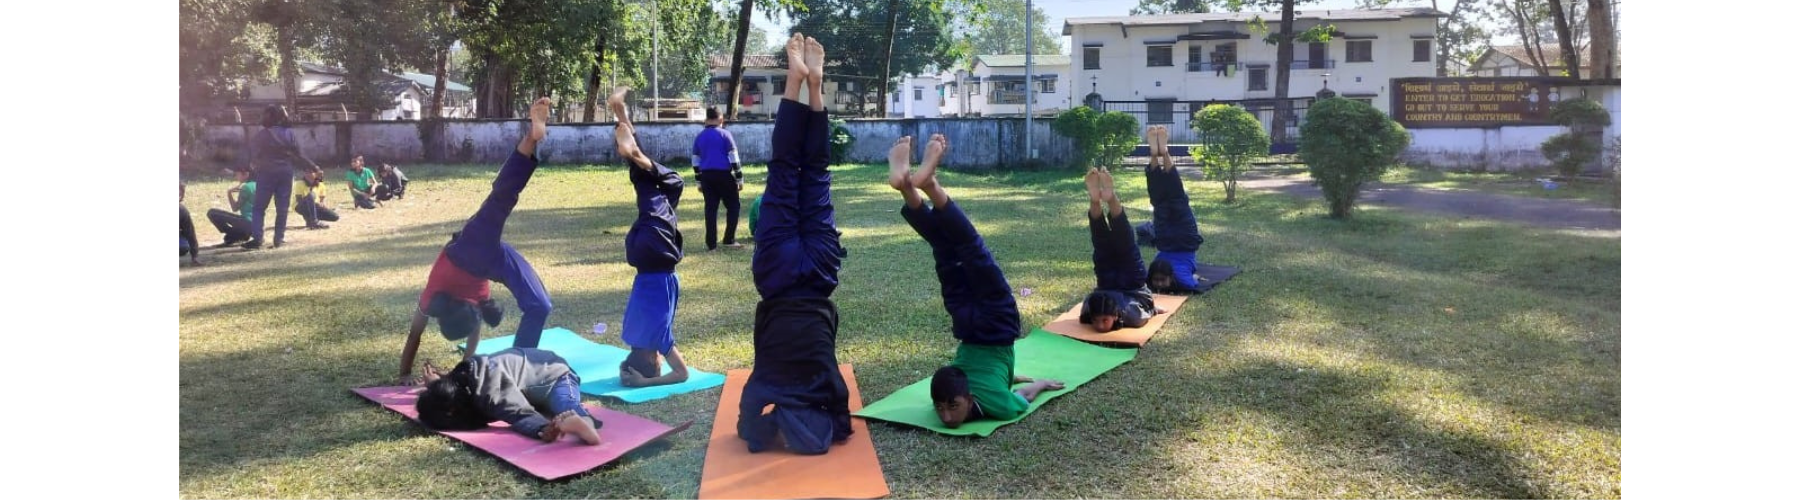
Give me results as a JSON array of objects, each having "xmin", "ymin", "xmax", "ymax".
[
  {"xmin": 308, "ymin": 223, "xmax": 330, "ymax": 230},
  {"xmin": 241, "ymin": 240, "xmax": 264, "ymax": 250}
]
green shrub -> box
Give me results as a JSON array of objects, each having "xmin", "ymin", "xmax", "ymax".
[
  {"xmin": 1190, "ymin": 104, "xmax": 1271, "ymax": 203},
  {"xmin": 1297, "ymin": 98, "xmax": 1411, "ymax": 219},
  {"xmin": 1541, "ymin": 98, "xmax": 1612, "ymax": 177},
  {"xmin": 1051, "ymin": 107, "xmax": 1140, "ymax": 169},
  {"xmin": 829, "ymin": 118, "xmax": 855, "ymax": 164}
]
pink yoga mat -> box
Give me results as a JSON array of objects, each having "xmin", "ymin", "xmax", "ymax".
[{"xmin": 353, "ymin": 386, "xmax": 692, "ymax": 481}]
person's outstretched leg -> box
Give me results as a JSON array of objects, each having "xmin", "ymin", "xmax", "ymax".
[
  {"xmin": 1093, "ymin": 168, "xmax": 1147, "ymax": 291},
  {"xmin": 785, "ymin": 37, "xmax": 844, "ymax": 298},
  {"xmin": 445, "ymin": 97, "xmax": 549, "ymax": 276},
  {"xmin": 753, "ymin": 36, "xmax": 815, "ymax": 300},
  {"xmin": 912, "ymin": 135, "xmax": 1020, "ymax": 345},
  {"xmin": 498, "ymin": 243, "xmax": 553, "ymax": 348}
]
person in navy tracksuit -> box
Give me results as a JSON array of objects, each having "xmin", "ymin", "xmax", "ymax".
[
  {"xmin": 1142, "ymin": 125, "xmax": 1205, "ymax": 293},
  {"xmin": 736, "ymin": 33, "xmax": 853, "ymax": 455},
  {"xmin": 397, "ymin": 97, "xmax": 556, "ymax": 384},
  {"xmin": 244, "ymin": 105, "xmax": 319, "ymax": 249},
  {"xmin": 607, "ymin": 87, "xmax": 696, "ymax": 389},
  {"xmin": 692, "ymin": 107, "xmax": 745, "ymax": 250},
  {"xmin": 1077, "ymin": 167, "xmax": 1164, "ymax": 333}
]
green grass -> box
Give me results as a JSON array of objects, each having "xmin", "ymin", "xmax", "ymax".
[
  {"xmin": 1380, "ymin": 166, "xmax": 1618, "ymax": 205},
  {"xmin": 179, "ymin": 162, "xmax": 1620, "ymax": 498}
]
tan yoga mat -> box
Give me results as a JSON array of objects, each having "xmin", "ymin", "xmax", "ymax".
[
  {"xmin": 1040, "ymin": 293, "xmax": 1189, "ymax": 347},
  {"xmin": 698, "ymin": 364, "xmax": 889, "ymax": 499}
]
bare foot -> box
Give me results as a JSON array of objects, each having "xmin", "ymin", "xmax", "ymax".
[
  {"xmin": 888, "ymin": 136, "xmax": 913, "ymax": 191},
  {"xmin": 804, "ymin": 36, "xmax": 826, "ymax": 85},
  {"xmin": 557, "ymin": 410, "xmax": 602, "ymax": 446},
  {"xmin": 607, "ymin": 87, "xmax": 630, "ymax": 125},
  {"xmin": 1097, "ymin": 167, "xmax": 1117, "ymax": 204},
  {"xmin": 1084, "ymin": 168, "xmax": 1104, "ymax": 204},
  {"xmin": 528, "ymin": 97, "xmax": 551, "ymax": 143},
  {"xmin": 785, "ymin": 33, "xmax": 809, "ymax": 83},
  {"xmin": 1144, "ymin": 126, "xmax": 1159, "ymax": 162},
  {"xmin": 913, "ymin": 134, "xmax": 947, "ymax": 189}
]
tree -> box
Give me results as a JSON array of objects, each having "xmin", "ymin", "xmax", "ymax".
[
  {"xmin": 1493, "ymin": 0, "xmax": 1551, "ymax": 75},
  {"xmin": 788, "ymin": 0, "xmax": 962, "ymax": 116},
  {"xmin": 725, "ymin": 0, "xmax": 808, "ymax": 120},
  {"xmin": 180, "ymin": 0, "xmax": 273, "ymax": 118},
  {"xmin": 1051, "ymin": 107, "xmax": 1141, "ymax": 170},
  {"xmin": 1190, "ymin": 104, "xmax": 1270, "ymax": 203},
  {"xmin": 1132, "ymin": 0, "xmax": 1209, "ymax": 15},
  {"xmin": 1585, "ymin": 0, "xmax": 1615, "ymax": 79},
  {"xmin": 315, "ymin": 0, "xmax": 441, "ymax": 120},
  {"xmin": 250, "ymin": 0, "xmax": 329, "ymax": 113},
  {"xmin": 1227, "ymin": 0, "xmax": 1330, "ymax": 145},
  {"xmin": 1297, "ymin": 98, "xmax": 1411, "ymax": 219},
  {"xmin": 962, "ymin": 0, "xmax": 1062, "ymax": 57},
  {"xmin": 1539, "ymin": 98, "xmax": 1609, "ymax": 177},
  {"xmin": 1545, "ymin": 0, "xmax": 1579, "ymax": 79}
]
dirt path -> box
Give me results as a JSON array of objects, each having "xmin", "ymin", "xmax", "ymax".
[{"xmin": 1220, "ymin": 171, "xmax": 1621, "ymax": 231}]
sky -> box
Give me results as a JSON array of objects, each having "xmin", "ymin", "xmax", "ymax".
[{"xmin": 751, "ymin": 0, "xmax": 1411, "ymax": 54}]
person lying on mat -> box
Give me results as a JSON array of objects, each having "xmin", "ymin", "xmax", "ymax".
[
  {"xmin": 397, "ymin": 97, "xmax": 557, "ymax": 385},
  {"xmin": 607, "ymin": 87, "xmax": 694, "ymax": 389},
  {"xmin": 737, "ymin": 34, "xmax": 854, "ymax": 455},
  {"xmin": 888, "ymin": 133, "xmax": 1065, "ymax": 428},
  {"xmin": 414, "ymin": 347, "xmax": 603, "ymax": 445},
  {"xmin": 1141, "ymin": 125, "xmax": 1206, "ymax": 294},
  {"xmin": 1077, "ymin": 167, "xmax": 1167, "ymax": 333}
]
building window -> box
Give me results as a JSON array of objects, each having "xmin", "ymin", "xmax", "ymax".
[
  {"xmin": 1347, "ymin": 40, "xmax": 1373, "ymax": 63},
  {"xmin": 1084, "ymin": 47, "xmax": 1101, "ymax": 69},
  {"xmin": 1413, "ymin": 39, "xmax": 1431, "ymax": 62},
  {"xmin": 1147, "ymin": 100, "xmax": 1174, "ymax": 124},
  {"xmin": 1216, "ymin": 42, "xmax": 1237, "ymax": 64},
  {"xmin": 1039, "ymin": 78, "xmax": 1056, "ymax": 93},
  {"xmin": 1147, "ymin": 45, "xmax": 1174, "ymax": 67},
  {"xmin": 837, "ymin": 80, "xmax": 853, "ymax": 92},
  {"xmin": 774, "ymin": 78, "xmax": 785, "ymax": 94},
  {"xmin": 1352, "ymin": 98, "xmax": 1374, "ymax": 106},
  {"xmin": 1248, "ymin": 67, "xmax": 1268, "ymax": 91},
  {"xmin": 913, "ymin": 87, "xmax": 923, "ymax": 101},
  {"xmin": 1188, "ymin": 45, "xmax": 1204, "ymax": 65}
]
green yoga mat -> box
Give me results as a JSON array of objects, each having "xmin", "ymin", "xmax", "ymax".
[{"xmin": 853, "ymin": 329, "xmax": 1138, "ymax": 437}]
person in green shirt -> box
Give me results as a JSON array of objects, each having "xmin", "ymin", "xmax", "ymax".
[
  {"xmin": 205, "ymin": 168, "xmax": 258, "ymax": 247},
  {"xmin": 887, "ymin": 134, "xmax": 1063, "ymax": 428},
  {"xmin": 346, "ymin": 155, "xmax": 380, "ymax": 209}
]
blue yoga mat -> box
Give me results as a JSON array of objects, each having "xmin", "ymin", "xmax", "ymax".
[{"xmin": 463, "ymin": 327, "xmax": 726, "ymax": 404}]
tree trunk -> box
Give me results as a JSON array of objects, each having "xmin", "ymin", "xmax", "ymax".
[
  {"xmin": 726, "ymin": 0, "xmax": 755, "ymax": 120},
  {"xmin": 1271, "ymin": 1, "xmax": 1296, "ymax": 145},
  {"xmin": 1586, "ymin": 0, "xmax": 1614, "ymax": 79},
  {"xmin": 583, "ymin": 31, "xmax": 608, "ymax": 122},
  {"xmin": 430, "ymin": 47, "xmax": 449, "ymax": 119},
  {"xmin": 1502, "ymin": 0, "xmax": 1550, "ymax": 75},
  {"xmin": 278, "ymin": 25, "xmax": 298, "ymax": 115},
  {"xmin": 878, "ymin": 0, "xmax": 899, "ymax": 117},
  {"xmin": 1547, "ymin": 0, "xmax": 1580, "ymax": 78}
]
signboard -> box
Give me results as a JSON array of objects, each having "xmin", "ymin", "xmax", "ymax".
[{"xmin": 1391, "ymin": 77, "xmax": 1565, "ymax": 128}]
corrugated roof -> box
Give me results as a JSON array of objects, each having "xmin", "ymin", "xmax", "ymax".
[
  {"xmin": 708, "ymin": 54, "xmax": 782, "ymax": 69},
  {"xmin": 398, "ymin": 72, "xmax": 472, "ymax": 93},
  {"xmin": 975, "ymin": 55, "xmax": 1072, "ymax": 68},
  {"xmin": 1062, "ymin": 7, "xmax": 1447, "ymax": 35},
  {"xmin": 1478, "ymin": 44, "xmax": 1594, "ymax": 70}
]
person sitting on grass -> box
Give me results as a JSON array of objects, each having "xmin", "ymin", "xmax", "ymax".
[
  {"xmin": 376, "ymin": 163, "xmax": 409, "ymax": 201},
  {"xmin": 887, "ymin": 133, "xmax": 1065, "ymax": 428},
  {"xmin": 180, "ymin": 181, "xmax": 202, "ymax": 265},
  {"xmin": 414, "ymin": 347, "xmax": 603, "ymax": 445},
  {"xmin": 294, "ymin": 165, "xmax": 339, "ymax": 229},
  {"xmin": 1077, "ymin": 167, "xmax": 1166, "ymax": 332},
  {"xmin": 346, "ymin": 155, "xmax": 381, "ymax": 209},
  {"xmin": 397, "ymin": 97, "xmax": 557, "ymax": 384},
  {"xmin": 608, "ymin": 87, "xmax": 694, "ymax": 389},
  {"xmin": 205, "ymin": 168, "xmax": 257, "ymax": 247}
]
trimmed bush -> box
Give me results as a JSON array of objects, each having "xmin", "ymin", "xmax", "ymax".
[
  {"xmin": 1297, "ymin": 98, "xmax": 1411, "ymax": 219},
  {"xmin": 1191, "ymin": 104, "xmax": 1271, "ymax": 203}
]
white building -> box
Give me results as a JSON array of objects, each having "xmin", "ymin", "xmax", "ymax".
[
  {"xmin": 707, "ymin": 54, "xmax": 865, "ymax": 118},
  {"xmin": 888, "ymin": 74, "xmax": 944, "ymax": 118},
  {"xmin": 241, "ymin": 62, "xmax": 471, "ymax": 121},
  {"xmin": 936, "ymin": 55, "xmax": 1071, "ymax": 118},
  {"xmin": 1064, "ymin": 7, "xmax": 1445, "ymax": 137},
  {"xmin": 1469, "ymin": 45, "xmax": 1603, "ymax": 78}
]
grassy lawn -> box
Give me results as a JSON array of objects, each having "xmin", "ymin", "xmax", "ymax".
[
  {"xmin": 1379, "ymin": 166, "xmax": 1619, "ymax": 205},
  {"xmin": 179, "ymin": 161, "xmax": 1620, "ymax": 498}
]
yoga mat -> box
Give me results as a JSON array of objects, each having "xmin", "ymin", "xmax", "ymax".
[
  {"xmin": 853, "ymin": 331, "xmax": 1137, "ymax": 437},
  {"xmin": 698, "ymin": 364, "xmax": 889, "ymax": 500},
  {"xmin": 352, "ymin": 385, "xmax": 691, "ymax": 481},
  {"xmin": 463, "ymin": 328, "xmax": 726, "ymax": 403},
  {"xmin": 1040, "ymin": 294, "xmax": 1189, "ymax": 347},
  {"xmin": 1191, "ymin": 263, "xmax": 1241, "ymax": 294}
]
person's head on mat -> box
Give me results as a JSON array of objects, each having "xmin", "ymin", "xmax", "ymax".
[
  {"xmin": 424, "ymin": 291, "xmax": 503, "ymax": 341},
  {"xmin": 1147, "ymin": 258, "xmax": 1177, "ymax": 293},
  {"xmin": 416, "ymin": 367, "xmax": 489, "ymax": 431},
  {"xmin": 1084, "ymin": 291, "xmax": 1124, "ymax": 332},
  {"xmin": 620, "ymin": 349, "xmax": 664, "ymax": 381},
  {"xmin": 930, "ymin": 366, "xmax": 975, "ymax": 427}
]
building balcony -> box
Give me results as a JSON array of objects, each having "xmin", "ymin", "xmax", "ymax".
[
  {"xmin": 989, "ymin": 90, "xmax": 1027, "ymax": 105},
  {"xmin": 1186, "ymin": 61, "xmax": 1242, "ymax": 73}
]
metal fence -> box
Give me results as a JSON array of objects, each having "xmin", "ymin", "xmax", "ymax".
[{"xmin": 1099, "ymin": 97, "xmax": 1313, "ymax": 154}]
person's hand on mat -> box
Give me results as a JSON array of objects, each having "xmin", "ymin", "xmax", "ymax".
[
  {"xmin": 1013, "ymin": 375, "xmax": 1034, "ymax": 384},
  {"xmin": 1155, "ymin": 306, "xmax": 1169, "ymax": 315},
  {"xmin": 1043, "ymin": 379, "xmax": 1066, "ymax": 391},
  {"xmin": 619, "ymin": 366, "xmax": 646, "ymax": 387}
]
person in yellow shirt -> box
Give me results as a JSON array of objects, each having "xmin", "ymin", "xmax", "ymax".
[{"xmin": 294, "ymin": 166, "xmax": 339, "ymax": 229}]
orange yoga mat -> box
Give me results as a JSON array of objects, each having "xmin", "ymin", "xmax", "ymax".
[
  {"xmin": 1040, "ymin": 294, "xmax": 1189, "ymax": 347},
  {"xmin": 698, "ymin": 364, "xmax": 889, "ymax": 500}
]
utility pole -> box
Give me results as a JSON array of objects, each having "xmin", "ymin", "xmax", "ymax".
[
  {"xmin": 1025, "ymin": 0, "xmax": 1034, "ymax": 158},
  {"xmin": 652, "ymin": 0, "xmax": 660, "ymax": 121},
  {"xmin": 879, "ymin": 0, "xmax": 899, "ymax": 117}
]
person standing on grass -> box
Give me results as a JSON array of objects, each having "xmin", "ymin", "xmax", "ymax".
[
  {"xmin": 397, "ymin": 97, "xmax": 557, "ymax": 385},
  {"xmin": 245, "ymin": 105, "xmax": 320, "ymax": 249},
  {"xmin": 693, "ymin": 107, "xmax": 745, "ymax": 250},
  {"xmin": 346, "ymin": 155, "xmax": 380, "ymax": 209}
]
